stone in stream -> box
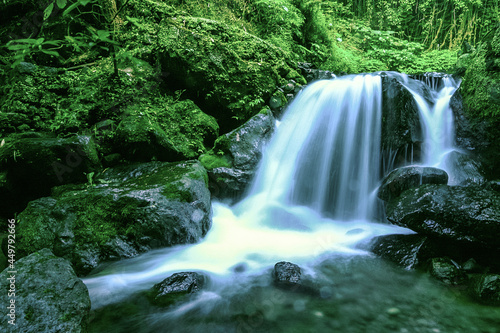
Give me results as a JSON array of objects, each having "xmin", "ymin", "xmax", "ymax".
[
  {"xmin": 273, "ymin": 261, "xmax": 301, "ymax": 286},
  {"xmin": 150, "ymin": 272, "xmax": 206, "ymax": 306},
  {"xmin": 378, "ymin": 166, "xmax": 448, "ymax": 202},
  {"xmin": 428, "ymin": 257, "xmax": 466, "ymax": 285},
  {"xmin": 386, "ymin": 184, "xmax": 500, "ymax": 251},
  {"xmin": 0, "ymin": 249, "xmax": 91, "ymax": 333}
]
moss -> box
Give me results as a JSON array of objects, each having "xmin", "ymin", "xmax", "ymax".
[{"xmin": 199, "ymin": 153, "xmax": 232, "ymax": 170}]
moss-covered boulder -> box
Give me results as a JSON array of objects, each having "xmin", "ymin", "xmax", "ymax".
[
  {"xmin": 114, "ymin": 98, "xmax": 219, "ymax": 162},
  {"xmin": 14, "ymin": 160, "xmax": 211, "ymax": 275},
  {"xmin": 200, "ymin": 109, "xmax": 275, "ymax": 202},
  {"xmin": 0, "ymin": 133, "xmax": 100, "ymax": 217},
  {"xmin": 386, "ymin": 184, "xmax": 500, "ymax": 250},
  {"xmin": 157, "ymin": 15, "xmax": 304, "ymax": 131},
  {"xmin": 0, "ymin": 249, "xmax": 90, "ymax": 333}
]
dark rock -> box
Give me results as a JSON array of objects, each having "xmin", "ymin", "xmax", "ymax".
[
  {"xmin": 442, "ymin": 150, "xmax": 484, "ymax": 185},
  {"xmin": 273, "ymin": 261, "xmax": 301, "ymax": 286},
  {"xmin": 378, "ymin": 166, "xmax": 448, "ymax": 202},
  {"xmin": 471, "ymin": 274, "xmax": 500, "ymax": 305},
  {"xmin": 386, "ymin": 184, "xmax": 500, "ymax": 250},
  {"xmin": 0, "ymin": 249, "xmax": 90, "ymax": 333},
  {"xmin": 14, "ymin": 160, "xmax": 211, "ymax": 275},
  {"xmin": 114, "ymin": 114, "xmax": 183, "ymax": 162},
  {"xmin": 428, "ymin": 257, "xmax": 466, "ymax": 285},
  {"xmin": 0, "ymin": 134, "xmax": 100, "ymax": 217},
  {"xmin": 370, "ymin": 234, "xmax": 429, "ymax": 269},
  {"xmin": 381, "ymin": 76, "xmax": 426, "ymax": 167},
  {"xmin": 200, "ymin": 110, "xmax": 275, "ymax": 203},
  {"xmin": 150, "ymin": 272, "xmax": 206, "ymax": 306}
]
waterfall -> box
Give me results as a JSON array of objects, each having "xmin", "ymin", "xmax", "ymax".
[
  {"xmin": 401, "ymin": 74, "xmax": 460, "ymax": 170},
  {"xmin": 84, "ymin": 74, "xmax": 450, "ymax": 308},
  {"xmin": 237, "ymin": 75, "xmax": 383, "ymax": 226}
]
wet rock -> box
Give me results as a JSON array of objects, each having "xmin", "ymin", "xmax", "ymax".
[
  {"xmin": 150, "ymin": 272, "xmax": 206, "ymax": 306},
  {"xmin": 429, "ymin": 257, "xmax": 466, "ymax": 285},
  {"xmin": 378, "ymin": 166, "xmax": 448, "ymax": 202},
  {"xmin": 0, "ymin": 134, "xmax": 100, "ymax": 217},
  {"xmin": 442, "ymin": 150, "xmax": 484, "ymax": 185},
  {"xmin": 14, "ymin": 161, "xmax": 211, "ymax": 275},
  {"xmin": 0, "ymin": 249, "xmax": 90, "ymax": 333},
  {"xmin": 471, "ymin": 274, "xmax": 500, "ymax": 305},
  {"xmin": 386, "ymin": 184, "xmax": 500, "ymax": 250},
  {"xmin": 200, "ymin": 110, "xmax": 275, "ymax": 203},
  {"xmin": 273, "ymin": 261, "xmax": 301, "ymax": 286},
  {"xmin": 381, "ymin": 76, "xmax": 426, "ymax": 167},
  {"xmin": 370, "ymin": 234, "xmax": 428, "ymax": 269}
]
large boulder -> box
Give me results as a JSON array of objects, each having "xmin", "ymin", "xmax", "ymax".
[
  {"xmin": 14, "ymin": 160, "xmax": 211, "ymax": 274},
  {"xmin": 386, "ymin": 184, "xmax": 500, "ymax": 250},
  {"xmin": 378, "ymin": 166, "xmax": 448, "ymax": 202},
  {"xmin": 0, "ymin": 249, "xmax": 90, "ymax": 333},
  {"xmin": 200, "ymin": 109, "xmax": 275, "ymax": 202},
  {"xmin": 381, "ymin": 76, "xmax": 426, "ymax": 167},
  {"xmin": 149, "ymin": 272, "xmax": 206, "ymax": 306},
  {"xmin": 0, "ymin": 133, "xmax": 100, "ymax": 217},
  {"xmin": 157, "ymin": 15, "xmax": 304, "ymax": 132},
  {"xmin": 370, "ymin": 234, "xmax": 429, "ymax": 269}
]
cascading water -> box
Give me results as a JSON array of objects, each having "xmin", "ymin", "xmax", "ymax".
[
  {"xmin": 237, "ymin": 75, "xmax": 382, "ymax": 224},
  {"xmin": 401, "ymin": 74, "xmax": 460, "ymax": 170},
  {"xmin": 84, "ymin": 74, "xmax": 409, "ymax": 308},
  {"xmin": 84, "ymin": 73, "xmax": 500, "ymax": 332}
]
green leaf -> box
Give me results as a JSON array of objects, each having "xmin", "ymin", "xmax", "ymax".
[
  {"xmin": 56, "ymin": 0, "xmax": 67, "ymax": 9},
  {"xmin": 41, "ymin": 49, "xmax": 60, "ymax": 57},
  {"xmin": 44, "ymin": 2, "xmax": 54, "ymax": 21},
  {"xmin": 7, "ymin": 44, "xmax": 30, "ymax": 51}
]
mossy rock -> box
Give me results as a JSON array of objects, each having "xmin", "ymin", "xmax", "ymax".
[
  {"xmin": 157, "ymin": 15, "xmax": 303, "ymax": 131},
  {"xmin": 114, "ymin": 98, "xmax": 219, "ymax": 162},
  {"xmin": 14, "ymin": 160, "xmax": 211, "ymax": 275},
  {"xmin": 0, "ymin": 133, "xmax": 100, "ymax": 217},
  {"xmin": 200, "ymin": 109, "xmax": 275, "ymax": 202},
  {"xmin": 0, "ymin": 249, "xmax": 90, "ymax": 333}
]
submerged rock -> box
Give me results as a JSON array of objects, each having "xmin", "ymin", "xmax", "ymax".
[
  {"xmin": 200, "ymin": 110, "xmax": 275, "ymax": 203},
  {"xmin": 0, "ymin": 249, "xmax": 90, "ymax": 333},
  {"xmin": 14, "ymin": 161, "xmax": 211, "ymax": 274},
  {"xmin": 378, "ymin": 166, "xmax": 448, "ymax": 202},
  {"xmin": 471, "ymin": 274, "xmax": 500, "ymax": 305},
  {"xmin": 150, "ymin": 272, "xmax": 206, "ymax": 306},
  {"xmin": 386, "ymin": 184, "xmax": 500, "ymax": 250}
]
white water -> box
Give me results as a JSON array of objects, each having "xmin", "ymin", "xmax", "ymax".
[
  {"xmin": 403, "ymin": 74, "xmax": 460, "ymax": 171},
  {"xmin": 84, "ymin": 73, "xmax": 460, "ymax": 309}
]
